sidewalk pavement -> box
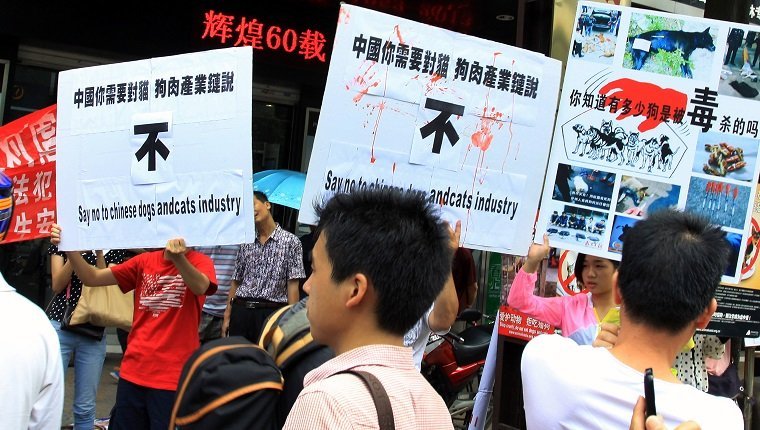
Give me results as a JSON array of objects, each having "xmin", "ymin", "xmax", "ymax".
[{"xmin": 61, "ymin": 353, "xmax": 121, "ymax": 428}]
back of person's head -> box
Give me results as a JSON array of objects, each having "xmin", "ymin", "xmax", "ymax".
[
  {"xmin": 313, "ymin": 188, "xmax": 451, "ymax": 336},
  {"xmin": 617, "ymin": 209, "xmax": 728, "ymax": 333},
  {"xmin": 254, "ymin": 191, "xmax": 269, "ymax": 204}
]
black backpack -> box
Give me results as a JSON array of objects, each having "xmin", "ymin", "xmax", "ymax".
[
  {"xmin": 257, "ymin": 298, "xmax": 335, "ymax": 427},
  {"xmin": 169, "ymin": 336, "xmax": 283, "ymax": 430},
  {"xmin": 170, "ymin": 298, "xmax": 333, "ymax": 430}
]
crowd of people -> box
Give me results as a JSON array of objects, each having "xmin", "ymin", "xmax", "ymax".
[{"xmin": 2, "ymin": 187, "xmax": 747, "ymax": 430}]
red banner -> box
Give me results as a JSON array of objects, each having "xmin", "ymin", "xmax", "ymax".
[
  {"xmin": 498, "ymin": 305, "xmax": 555, "ymax": 341},
  {"xmin": 0, "ymin": 105, "xmax": 56, "ymax": 244}
]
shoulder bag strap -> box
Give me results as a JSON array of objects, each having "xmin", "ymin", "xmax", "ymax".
[{"xmin": 336, "ymin": 369, "xmax": 395, "ymax": 430}]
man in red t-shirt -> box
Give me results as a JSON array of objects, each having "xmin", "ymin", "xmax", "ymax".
[{"xmin": 50, "ymin": 224, "xmax": 217, "ymax": 430}]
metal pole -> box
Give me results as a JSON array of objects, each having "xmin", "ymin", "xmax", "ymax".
[
  {"xmin": 468, "ymin": 310, "xmax": 500, "ymax": 430},
  {"xmin": 745, "ymin": 346, "xmax": 755, "ymax": 430}
]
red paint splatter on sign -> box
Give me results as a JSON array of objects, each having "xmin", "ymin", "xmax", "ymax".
[
  {"xmin": 394, "ymin": 25, "xmax": 405, "ymax": 45},
  {"xmin": 369, "ymin": 100, "xmax": 386, "ymax": 163}
]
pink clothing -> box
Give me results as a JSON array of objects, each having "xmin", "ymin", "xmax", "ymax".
[
  {"xmin": 507, "ymin": 268, "xmax": 598, "ymax": 345},
  {"xmin": 283, "ymin": 344, "xmax": 453, "ymax": 430}
]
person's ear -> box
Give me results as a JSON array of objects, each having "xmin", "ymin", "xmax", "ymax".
[
  {"xmin": 695, "ymin": 298, "xmax": 718, "ymax": 329},
  {"xmin": 612, "ymin": 271, "xmax": 622, "ymax": 305},
  {"xmin": 345, "ymin": 273, "xmax": 369, "ymax": 308},
  {"xmin": 265, "ymin": 201, "xmax": 271, "ymax": 211}
]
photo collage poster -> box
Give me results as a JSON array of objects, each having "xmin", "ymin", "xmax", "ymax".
[
  {"xmin": 540, "ymin": 1, "xmax": 760, "ymax": 284},
  {"xmin": 537, "ymin": 1, "xmax": 760, "ymax": 335}
]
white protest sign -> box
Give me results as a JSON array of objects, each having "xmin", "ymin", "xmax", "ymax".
[
  {"xmin": 56, "ymin": 47, "xmax": 254, "ymax": 250},
  {"xmin": 537, "ymin": 1, "xmax": 760, "ymax": 284},
  {"xmin": 299, "ymin": 4, "xmax": 562, "ymax": 254}
]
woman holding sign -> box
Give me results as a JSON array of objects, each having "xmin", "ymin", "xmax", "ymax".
[
  {"xmin": 507, "ymin": 234, "xmax": 619, "ymax": 345},
  {"xmin": 46, "ymin": 245, "xmax": 127, "ymax": 429}
]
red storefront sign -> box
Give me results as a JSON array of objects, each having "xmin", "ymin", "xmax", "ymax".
[
  {"xmin": 0, "ymin": 104, "xmax": 57, "ymax": 243},
  {"xmin": 201, "ymin": 9, "xmax": 328, "ymax": 62},
  {"xmin": 498, "ymin": 305, "xmax": 555, "ymax": 341}
]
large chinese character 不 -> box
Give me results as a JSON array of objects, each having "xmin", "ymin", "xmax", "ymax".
[
  {"xmin": 419, "ymin": 98, "xmax": 465, "ymax": 154},
  {"xmin": 134, "ymin": 122, "xmax": 170, "ymax": 171}
]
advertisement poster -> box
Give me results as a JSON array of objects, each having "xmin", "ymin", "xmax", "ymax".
[
  {"xmin": 538, "ymin": 1, "xmax": 760, "ymax": 287},
  {"xmin": 298, "ymin": 4, "xmax": 562, "ymax": 255},
  {"xmin": 0, "ymin": 104, "xmax": 57, "ymax": 243},
  {"xmin": 56, "ymin": 47, "xmax": 254, "ymax": 250}
]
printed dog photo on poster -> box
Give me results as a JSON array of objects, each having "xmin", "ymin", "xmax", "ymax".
[
  {"xmin": 615, "ymin": 175, "xmax": 681, "ymax": 218},
  {"xmin": 624, "ymin": 13, "xmax": 717, "ymax": 81},
  {"xmin": 571, "ymin": 5, "xmax": 622, "ymax": 64}
]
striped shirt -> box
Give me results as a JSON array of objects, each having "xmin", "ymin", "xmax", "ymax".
[
  {"xmin": 196, "ymin": 245, "xmax": 240, "ymax": 317},
  {"xmin": 232, "ymin": 224, "xmax": 305, "ymax": 303},
  {"xmin": 283, "ymin": 345, "xmax": 453, "ymax": 430}
]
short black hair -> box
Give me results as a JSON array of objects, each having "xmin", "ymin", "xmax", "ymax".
[
  {"xmin": 254, "ymin": 191, "xmax": 269, "ymax": 203},
  {"xmin": 617, "ymin": 209, "xmax": 728, "ymax": 333},
  {"xmin": 573, "ymin": 253, "xmax": 619, "ymax": 289},
  {"xmin": 313, "ymin": 188, "xmax": 452, "ymax": 335}
]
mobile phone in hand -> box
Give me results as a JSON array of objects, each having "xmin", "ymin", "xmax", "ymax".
[{"xmin": 644, "ymin": 368, "xmax": 656, "ymax": 418}]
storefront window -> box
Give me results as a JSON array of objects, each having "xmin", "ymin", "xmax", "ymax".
[
  {"xmin": 4, "ymin": 64, "xmax": 58, "ymax": 125},
  {"xmin": 252, "ymin": 100, "xmax": 293, "ymax": 173}
]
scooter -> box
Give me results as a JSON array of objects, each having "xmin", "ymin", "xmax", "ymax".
[{"xmin": 421, "ymin": 308, "xmax": 493, "ymax": 421}]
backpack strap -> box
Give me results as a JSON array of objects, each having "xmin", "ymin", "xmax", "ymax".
[
  {"xmin": 257, "ymin": 304, "xmax": 293, "ymax": 348},
  {"xmin": 336, "ymin": 369, "xmax": 395, "ymax": 430}
]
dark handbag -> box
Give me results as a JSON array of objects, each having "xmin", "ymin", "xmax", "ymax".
[{"xmin": 60, "ymin": 283, "xmax": 105, "ymax": 341}]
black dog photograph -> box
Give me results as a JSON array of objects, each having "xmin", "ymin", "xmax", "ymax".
[{"xmin": 623, "ymin": 13, "xmax": 716, "ymax": 81}]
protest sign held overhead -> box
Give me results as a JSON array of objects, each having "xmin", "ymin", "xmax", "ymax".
[
  {"xmin": 0, "ymin": 104, "xmax": 57, "ymax": 243},
  {"xmin": 298, "ymin": 3, "xmax": 562, "ymax": 254},
  {"xmin": 538, "ymin": 1, "xmax": 760, "ymax": 286},
  {"xmin": 56, "ymin": 47, "xmax": 254, "ymax": 250},
  {"xmin": 538, "ymin": 1, "xmax": 760, "ymax": 337}
]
